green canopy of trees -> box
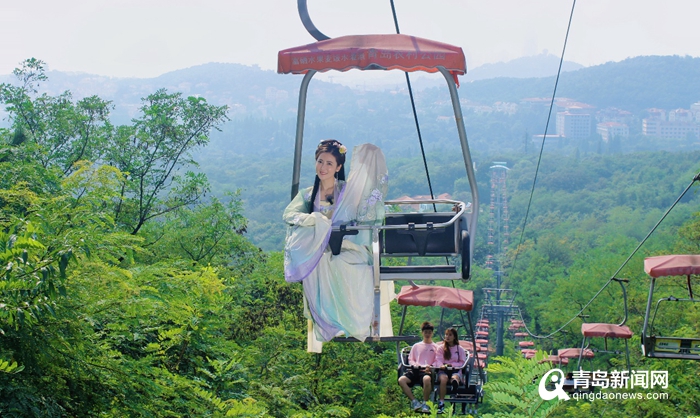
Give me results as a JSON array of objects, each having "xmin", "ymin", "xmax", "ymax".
[{"xmin": 1, "ymin": 59, "xmax": 700, "ymax": 417}]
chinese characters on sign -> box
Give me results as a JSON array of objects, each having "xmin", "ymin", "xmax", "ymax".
[
  {"xmin": 290, "ymin": 49, "xmax": 448, "ymax": 67},
  {"xmin": 572, "ymin": 370, "xmax": 668, "ymax": 390}
]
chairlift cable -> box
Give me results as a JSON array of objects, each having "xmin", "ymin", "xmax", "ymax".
[
  {"xmin": 518, "ymin": 170, "xmax": 700, "ymax": 339},
  {"xmin": 508, "ymin": 0, "xmax": 578, "ymax": 279},
  {"xmin": 390, "ymin": 0, "xmax": 437, "ymax": 211}
]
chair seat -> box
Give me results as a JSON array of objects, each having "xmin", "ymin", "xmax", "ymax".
[{"xmin": 380, "ymin": 265, "xmax": 457, "ymax": 274}]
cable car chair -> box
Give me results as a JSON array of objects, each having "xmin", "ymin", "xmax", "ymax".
[
  {"xmin": 642, "ymin": 254, "xmax": 700, "ymax": 360},
  {"xmin": 395, "ymin": 284, "xmax": 485, "ymax": 413},
  {"xmin": 279, "ymin": 2, "xmax": 479, "ymax": 343},
  {"xmin": 577, "ymin": 278, "xmax": 633, "ymax": 371}
]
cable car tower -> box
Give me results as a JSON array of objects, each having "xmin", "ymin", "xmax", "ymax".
[{"xmin": 481, "ymin": 163, "xmax": 520, "ymax": 356}]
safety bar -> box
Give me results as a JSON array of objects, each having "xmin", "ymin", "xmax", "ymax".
[
  {"xmin": 329, "ymin": 199, "xmax": 467, "ymax": 234},
  {"xmin": 399, "ymin": 346, "xmax": 471, "ymax": 370}
]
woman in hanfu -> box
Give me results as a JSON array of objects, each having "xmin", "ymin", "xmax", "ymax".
[{"xmin": 283, "ymin": 140, "xmax": 395, "ymax": 352}]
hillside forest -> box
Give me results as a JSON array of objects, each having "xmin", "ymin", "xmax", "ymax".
[{"xmin": 1, "ymin": 58, "xmax": 700, "ymax": 417}]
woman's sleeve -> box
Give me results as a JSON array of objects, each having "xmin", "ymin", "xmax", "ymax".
[
  {"xmin": 283, "ymin": 188, "xmax": 314, "ymax": 226},
  {"xmin": 283, "ymin": 187, "xmax": 332, "ymax": 283}
]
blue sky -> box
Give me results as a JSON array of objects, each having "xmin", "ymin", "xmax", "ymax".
[{"xmin": 1, "ymin": 0, "xmax": 698, "ymax": 78}]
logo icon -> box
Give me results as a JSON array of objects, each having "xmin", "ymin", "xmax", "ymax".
[{"xmin": 538, "ymin": 368, "xmax": 570, "ymax": 401}]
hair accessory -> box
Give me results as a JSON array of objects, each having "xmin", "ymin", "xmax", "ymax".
[{"xmin": 318, "ymin": 140, "xmax": 346, "ymax": 154}]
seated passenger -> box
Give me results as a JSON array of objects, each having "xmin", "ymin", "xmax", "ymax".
[
  {"xmin": 398, "ymin": 321, "xmax": 437, "ymax": 414},
  {"xmin": 283, "ymin": 140, "xmax": 394, "ymax": 352},
  {"xmin": 435, "ymin": 327, "xmax": 467, "ymax": 414}
]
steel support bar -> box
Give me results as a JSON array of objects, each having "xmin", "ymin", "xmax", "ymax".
[
  {"xmin": 290, "ymin": 70, "xmax": 316, "ymax": 200},
  {"xmin": 437, "ymin": 67, "xmax": 478, "ymax": 274}
]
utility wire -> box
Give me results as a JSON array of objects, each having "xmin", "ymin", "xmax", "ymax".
[
  {"xmin": 521, "ymin": 170, "xmax": 700, "ymax": 339},
  {"xmin": 389, "ymin": 0, "xmax": 437, "ymax": 211},
  {"xmin": 508, "ymin": 0, "xmax": 577, "ymax": 279}
]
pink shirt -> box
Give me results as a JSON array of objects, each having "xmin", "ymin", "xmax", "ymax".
[
  {"xmin": 408, "ymin": 341, "xmax": 438, "ymax": 367},
  {"xmin": 435, "ymin": 343, "xmax": 467, "ymax": 368}
]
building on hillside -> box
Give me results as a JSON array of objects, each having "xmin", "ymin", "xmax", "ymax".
[
  {"xmin": 669, "ymin": 108, "xmax": 693, "ymax": 122},
  {"xmin": 556, "ymin": 111, "xmax": 592, "ymax": 138},
  {"xmin": 642, "ymin": 119, "xmax": 700, "ymax": 139},
  {"xmin": 596, "ymin": 121, "xmax": 629, "ymax": 142},
  {"xmin": 553, "ymin": 100, "xmax": 595, "ymax": 113},
  {"xmin": 642, "ymin": 106, "xmax": 700, "ymax": 140},
  {"xmin": 691, "ymin": 102, "xmax": 700, "ymax": 122},
  {"xmin": 596, "ymin": 107, "xmax": 634, "ymax": 125}
]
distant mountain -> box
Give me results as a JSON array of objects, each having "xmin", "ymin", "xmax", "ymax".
[
  {"xmin": 2, "ymin": 55, "xmax": 698, "ymax": 129},
  {"xmin": 0, "ymin": 62, "xmax": 349, "ymax": 125},
  {"xmin": 461, "ymin": 55, "xmax": 700, "ymax": 112},
  {"xmin": 465, "ymin": 53, "xmax": 584, "ymax": 81}
]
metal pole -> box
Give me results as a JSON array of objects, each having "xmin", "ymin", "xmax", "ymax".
[
  {"xmin": 291, "ymin": 71, "xmax": 316, "ymax": 200},
  {"xmin": 437, "ymin": 67, "xmax": 479, "ymax": 272}
]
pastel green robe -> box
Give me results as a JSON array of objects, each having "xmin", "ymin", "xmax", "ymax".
[{"xmin": 283, "ymin": 144, "xmax": 395, "ymax": 352}]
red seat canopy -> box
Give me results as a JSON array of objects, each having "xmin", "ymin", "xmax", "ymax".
[
  {"xmin": 278, "ymin": 34, "xmax": 466, "ymax": 83},
  {"xmin": 459, "ymin": 341, "xmax": 474, "ymax": 351},
  {"xmin": 397, "ymin": 285, "xmax": 473, "ymax": 311},
  {"xmin": 557, "ymin": 348, "xmax": 595, "ymax": 359},
  {"xmin": 581, "ymin": 323, "xmax": 633, "ymax": 339},
  {"xmin": 644, "ymin": 255, "xmax": 700, "ymax": 278}
]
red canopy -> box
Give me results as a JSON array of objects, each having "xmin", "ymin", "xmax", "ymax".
[
  {"xmin": 644, "ymin": 255, "xmax": 700, "ymax": 278},
  {"xmin": 459, "ymin": 341, "xmax": 474, "ymax": 351},
  {"xmin": 278, "ymin": 34, "xmax": 466, "ymax": 84},
  {"xmin": 397, "ymin": 285, "xmax": 473, "ymax": 311},
  {"xmin": 581, "ymin": 323, "xmax": 633, "ymax": 339},
  {"xmin": 524, "ymin": 351, "xmax": 536, "ymax": 359},
  {"xmin": 519, "ymin": 341, "xmax": 535, "ymax": 347},
  {"xmin": 539, "ymin": 355, "xmax": 569, "ymax": 365},
  {"xmin": 557, "ymin": 348, "xmax": 595, "ymax": 359},
  {"xmin": 475, "ymin": 331, "xmax": 489, "ymax": 336},
  {"xmin": 515, "ymin": 332, "xmax": 529, "ymax": 337}
]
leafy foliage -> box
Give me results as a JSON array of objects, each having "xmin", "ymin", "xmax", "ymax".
[{"xmin": 2, "ymin": 58, "xmax": 700, "ymax": 417}]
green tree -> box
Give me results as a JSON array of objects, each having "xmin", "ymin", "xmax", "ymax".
[
  {"xmin": 0, "ymin": 58, "xmax": 113, "ymax": 175},
  {"xmin": 106, "ymin": 90, "xmax": 229, "ymax": 235},
  {"xmin": 481, "ymin": 353, "xmax": 561, "ymax": 418}
]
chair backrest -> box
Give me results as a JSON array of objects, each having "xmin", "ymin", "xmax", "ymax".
[{"xmin": 381, "ymin": 212, "xmax": 463, "ymax": 256}]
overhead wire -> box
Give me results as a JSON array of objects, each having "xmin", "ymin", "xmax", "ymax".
[
  {"xmin": 520, "ymin": 169, "xmax": 700, "ymax": 340},
  {"xmin": 500, "ymin": 0, "xmax": 700, "ymax": 340},
  {"xmin": 389, "ymin": 0, "xmax": 437, "ymax": 211},
  {"xmin": 508, "ymin": 0, "xmax": 578, "ymax": 280}
]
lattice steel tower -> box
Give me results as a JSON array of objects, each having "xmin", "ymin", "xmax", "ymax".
[{"xmin": 484, "ymin": 162, "xmax": 513, "ymax": 355}]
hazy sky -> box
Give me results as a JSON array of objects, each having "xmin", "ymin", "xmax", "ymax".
[{"xmin": 1, "ymin": 0, "xmax": 699, "ymax": 79}]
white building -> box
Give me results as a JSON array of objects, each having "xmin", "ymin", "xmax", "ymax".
[
  {"xmin": 556, "ymin": 111, "xmax": 592, "ymax": 138},
  {"xmin": 642, "ymin": 106, "xmax": 700, "ymax": 139},
  {"xmin": 596, "ymin": 122, "xmax": 629, "ymax": 142}
]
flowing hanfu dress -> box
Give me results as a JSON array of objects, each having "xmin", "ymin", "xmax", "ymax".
[{"xmin": 283, "ymin": 144, "xmax": 395, "ymax": 352}]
